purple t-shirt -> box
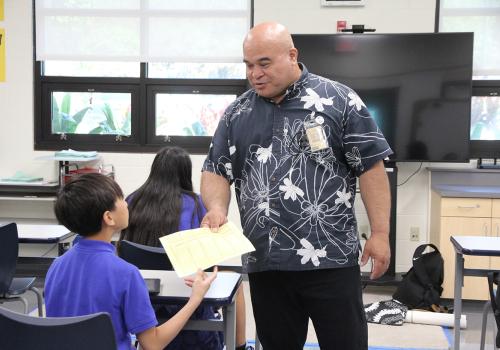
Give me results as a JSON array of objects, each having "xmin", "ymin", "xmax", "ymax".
[
  {"xmin": 45, "ymin": 239, "xmax": 157, "ymax": 350},
  {"xmin": 178, "ymin": 193, "xmax": 206, "ymax": 231}
]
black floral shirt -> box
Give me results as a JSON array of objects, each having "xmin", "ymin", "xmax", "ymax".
[{"xmin": 203, "ymin": 64, "xmax": 392, "ymax": 273}]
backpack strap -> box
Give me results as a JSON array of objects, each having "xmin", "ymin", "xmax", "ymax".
[{"xmin": 412, "ymin": 243, "xmax": 440, "ymax": 261}]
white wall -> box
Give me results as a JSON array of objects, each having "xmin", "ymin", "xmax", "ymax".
[
  {"xmin": 254, "ymin": 0, "xmax": 436, "ymax": 34},
  {"xmin": 1, "ymin": 0, "xmax": 476, "ymax": 271}
]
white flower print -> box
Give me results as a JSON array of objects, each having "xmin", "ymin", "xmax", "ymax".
[
  {"xmin": 279, "ymin": 177, "xmax": 304, "ymax": 201},
  {"xmin": 296, "ymin": 238, "xmax": 326, "ymax": 266},
  {"xmin": 256, "ymin": 145, "xmax": 272, "ymax": 163},
  {"xmin": 229, "ymin": 145, "xmax": 236, "ymax": 155},
  {"xmin": 348, "ymin": 91, "xmax": 366, "ymax": 111},
  {"xmin": 225, "ymin": 163, "xmax": 233, "ymax": 180},
  {"xmin": 301, "ymin": 88, "xmax": 333, "ymax": 112},
  {"xmin": 335, "ymin": 187, "xmax": 352, "ymax": 208},
  {"xmin": 345, "ymin": 146, "xmax": 362, "ymax": 169},
  {"xmin": 258, "ymin": 201, "xmax": 270, "ymax": 216},
  {"xmin": 268, "ymin": 227, "xmax": 279, "ymax": 252}
]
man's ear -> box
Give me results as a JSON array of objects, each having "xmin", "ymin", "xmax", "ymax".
[
  {"xmin": 102, "ymin": 210, "xmax": 115, "ymax": 226},
  {"xmin": 289, "ymin": 47, "xmax": 298, "ymax": 63}
]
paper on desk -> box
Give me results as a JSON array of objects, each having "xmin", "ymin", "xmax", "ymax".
[{"xmin": 159, "ymin": 221, "xmax": 255, "ymax": 277}]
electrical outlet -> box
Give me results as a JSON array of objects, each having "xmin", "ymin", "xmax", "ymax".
[{"xmin": 410, "ymin": 226, "xmax": 420, "ymax": 241}]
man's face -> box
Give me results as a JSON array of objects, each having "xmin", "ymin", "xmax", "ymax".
[{"xmin": 243, "ymin": 40, "xmax": 298, "ymax": 101}]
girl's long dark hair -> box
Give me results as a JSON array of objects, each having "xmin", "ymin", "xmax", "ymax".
[{"xmin": 119, "ymin": 146, "xmax": 201, "ymax": 247}]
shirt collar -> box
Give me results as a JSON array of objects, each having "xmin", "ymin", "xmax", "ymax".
[
  {"xmin": 75, "ymin": 238, "xmax": 116, "ymax": 253},
  {"xmin": 261, "ymin": 62, "xmax": 309, "ymax": 104},
  {"xmin": 284, "ymin": 62, "xmax": 309, "ymax": 99}
]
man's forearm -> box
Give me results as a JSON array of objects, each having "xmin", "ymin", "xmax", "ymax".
[
  {"xmin": 200, "ymin": 171, "xmax": 231, "ymax": 214},
  {"xmin": 358, "ymin": 160, "xmax": 391, "ymax": 236}
]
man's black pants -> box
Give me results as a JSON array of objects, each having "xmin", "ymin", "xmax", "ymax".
[{"xmin": 248, "ymin": 266, "xmax": 367, "ymax": 350}]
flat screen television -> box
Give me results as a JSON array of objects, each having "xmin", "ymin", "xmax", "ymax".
[
  {"xmin": 291, "ymin": 33, "xmax": 474, "ymax": 162},
  {"xmin": 470, "ymin": 85, "xmax": 500, "ymax": 159}
]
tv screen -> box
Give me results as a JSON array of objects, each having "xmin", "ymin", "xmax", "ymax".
[
  {"xmin": 291, "ymin": 33, "xmax": 473, "ymax": 162},
  {"xmin": 470, "ymin": 86, "xmax": 500, "ymax": 158}
]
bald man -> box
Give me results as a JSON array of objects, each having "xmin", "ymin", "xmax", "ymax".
[{"xmin": 201, "ymin": 22, "xmax": 392, "ymax": 350}]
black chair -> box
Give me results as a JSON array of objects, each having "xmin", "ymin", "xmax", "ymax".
[
  {"xmin": 480, "ymin": 271, "xmax": 500, "ymax": 350},
  {"xmin": 0, "ymin": 306, "xmax": 116, "ymax": 350},
  {"xmin": 119, "ymin": 240, "xmax": 173, "ymax": 270},
  {"xmin": 0, "ymin": 223, "xmax": 44, "ymax": 317}
]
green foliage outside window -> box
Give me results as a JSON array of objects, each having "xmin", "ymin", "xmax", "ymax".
[{"xmin": 51, "ymin": 92, "xmax": 131, "ymax": 135}]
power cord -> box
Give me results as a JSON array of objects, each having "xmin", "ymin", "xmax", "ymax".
[{"xmin": 397, "ymin": 162, "xmax": 423, "ymax": 187}]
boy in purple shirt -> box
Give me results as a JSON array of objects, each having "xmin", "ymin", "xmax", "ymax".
[{"xmin": 45, "ymin": 173, "xmax": 217, "ymax": 350}]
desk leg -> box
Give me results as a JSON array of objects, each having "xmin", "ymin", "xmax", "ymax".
[
  {"xmin": 223, "ymin": 301, "xmax": 236, "ymax": 350},
  {"xmin": 454, "ymin": 252, "xmax": 464, "ymax": 350}
]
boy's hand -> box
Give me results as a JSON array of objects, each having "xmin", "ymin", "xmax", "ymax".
[{"xmin": 189, "ymin": 266, "xmax": 218, "ymax": 302}]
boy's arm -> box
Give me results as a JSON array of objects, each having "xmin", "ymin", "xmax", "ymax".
[
  {"xmin": 136, "ymin": 268, "xmax": 217, "ymax": 350},
  {"xmin": 136, "ymin": 298, "xmax": 201, "ymax": 349}
]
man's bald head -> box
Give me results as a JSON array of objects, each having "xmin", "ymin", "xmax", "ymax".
[
  {"xmin": 243, "ymin": 22, "xmax": 301, "ymax": 103},
  {"xmin": 243, "ymin": 22, "xmax": 294, "ymax": 54}
]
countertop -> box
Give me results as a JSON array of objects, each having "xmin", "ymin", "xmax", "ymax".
[{"xmin": 432, "ymin": 184, "xmax": 500, "ymax": 198}]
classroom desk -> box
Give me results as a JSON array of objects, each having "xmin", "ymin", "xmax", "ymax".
[
  {"xmin": 451, "ymin": 236, "xmax": 500, "ymax": 350},
  {"xmin": 16, "ymin": 224, "xmax": 74, "ymax": 256},
  {"xmin": 140, "ymin": 270, "xmax": 242, "ymax": 350}
]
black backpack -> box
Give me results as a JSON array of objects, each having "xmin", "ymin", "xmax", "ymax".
[{"xmin": 392, "ymin": 243, "xmax": 444, "ymax": 309}]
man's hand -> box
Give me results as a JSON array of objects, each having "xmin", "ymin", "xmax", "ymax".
[
  {"xmin": 200, "ymin": 207, "xmax": 228, "ymax": 232},
  {"xmin": 360, "ymin": 234, "xmax": 391, "ymax": 280}
]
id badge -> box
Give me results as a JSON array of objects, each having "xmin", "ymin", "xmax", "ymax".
[{"xmin": 304, "ymin": 118, "xmax": 329, "ymax": 152}]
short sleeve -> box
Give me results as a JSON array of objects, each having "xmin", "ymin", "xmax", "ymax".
[
  {"xmin": 342, "ymin": 89, "xmax": 393, "ymax": 176},
  {"xmin": 122, "ymin": 267, "xmax": 158, "ymax": 335},
  {"xmin": 202, "ymin": 105, "xmax": 234, "ymax": 184}
]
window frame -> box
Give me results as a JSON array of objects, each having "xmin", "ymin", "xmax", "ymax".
[{"xmin": 33, "ymin": 1, "xmax": 253, "ymax": 154}]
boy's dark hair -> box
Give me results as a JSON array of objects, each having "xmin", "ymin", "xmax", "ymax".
[{"xmin": 54, "ymin": 173, "xmax": 124, "ymax": 236}]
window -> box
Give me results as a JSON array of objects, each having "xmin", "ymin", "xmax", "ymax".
[
  {"xmin": 438, "ymin": 0, "xmax": 500, "ymax": 80},
  {"xmin": 34, "ymin": 0, "xmax": 252, "ymax": 153},
  {"xmin": 437, "ymin": 0, "xmax": 500, "ymax": 159}
]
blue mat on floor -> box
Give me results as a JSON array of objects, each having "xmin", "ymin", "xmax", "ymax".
[{"xmin": 246, "ymin": 340, "xmax": 442, "ymax": 350}]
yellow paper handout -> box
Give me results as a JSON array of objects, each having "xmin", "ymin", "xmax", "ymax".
[{"xmin": 159, "ymin": 221, "xmax": 255, "ymax": 277}]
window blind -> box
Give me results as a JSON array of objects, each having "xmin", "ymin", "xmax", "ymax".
[
  {"xmin": 439, "ymin": 0, "xmax": 500, "ymax": 79},
  {"xmin": 35, "ymin": 0, "xmax": 251, "ymax": 63}
]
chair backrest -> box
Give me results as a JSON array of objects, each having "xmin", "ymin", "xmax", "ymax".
[
  {"xmin": 487, "ymin": 272, "xmax": 500, "ymax": 347},
  {"xmin": 0, "ymin": 223, "xmax": 18, "ymax": 295},
  {"xmin": 119, "ymin": 240, "xmax": 173, "ymax": 270},
  {"xmin": 0, "ymin": 307, "xmax": 117, "ymax": 350}
]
